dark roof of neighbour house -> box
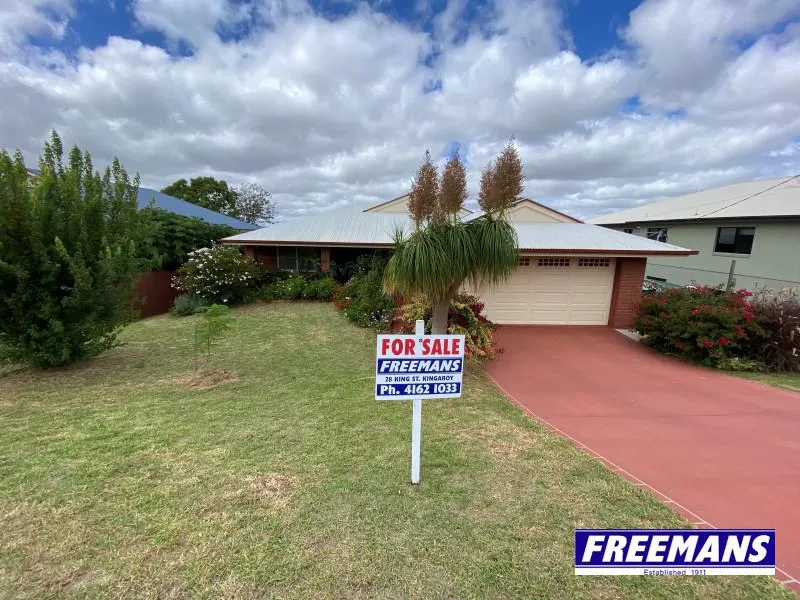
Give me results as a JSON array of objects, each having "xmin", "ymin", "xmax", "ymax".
[
  {"xmin": 26, "ymin": 168, "xmax": 255, "ymax": 230},
  {"xmin": 590, "ymin": 175, "xmax": 800, "ymax": 226},
  {"xmin": 222, "ymin": 199, "xmax": 696, "ymax": 256},
  {"xmin": 136, "ymin": 188, "xmax": 256, "ymax": 230}
]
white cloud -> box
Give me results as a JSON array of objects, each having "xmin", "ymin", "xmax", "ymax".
[
  {"xmin": 0, "ymin": 0, "xmax": 799, "ymax": 221},
  {"xmin": 624, "ymin": 0, "xmax": 800, "ymax": 106},
  {"xmin": 0, "ymin": 0, "xmax": 74, "ymax": 52}
]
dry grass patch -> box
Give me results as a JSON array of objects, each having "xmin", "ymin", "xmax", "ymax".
[
  {"xmin": 241, "ymin": 473, "xmax": 299, "ymax": 509},
  {"xmin": 173, "ymin": 369, "xmax": 238, "ymax": 389},
  {"xmin": 453, "ymin": 412, "xmax": 539, "ymax": 458}
]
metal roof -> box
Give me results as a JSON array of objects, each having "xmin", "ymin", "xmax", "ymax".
[
  {"xmin": 514, "ymin": 223, "xmax": 693, "ymax": 254},
  {"xmin": 25, "ymin": 169, "xmax": 255, "ymax": 230},
  {"xmin": 223, "ymin": 202, "xmax": 694, "ymax": 255},
  {"xmin": 590, "ymin": 176, "xmax": 800, "ymax": 225},
  {"xmin": 137, "ymin": 188, "xmax": 256, "ymax": 230},
  {"xmin": 222, "ymin": 203, "xmax": 410, "ymax": 246}
]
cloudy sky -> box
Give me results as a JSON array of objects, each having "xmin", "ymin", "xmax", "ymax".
[{"xmin": 2, "ymin": 0, "xmax": 799, "ymax": 220}]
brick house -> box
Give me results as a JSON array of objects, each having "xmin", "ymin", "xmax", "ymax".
[{"xmin": 221, "ymin": 195, "xmax": 696, "ymax": 328}]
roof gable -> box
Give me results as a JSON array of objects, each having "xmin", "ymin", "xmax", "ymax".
[
  {"xmin": 364, "ymin": 194, "xmax": 410, "ymax": 213},
  {"xmin": 364, "ymin": 193, "xmax": 473, "ymax": 216},
  {"xmin": 507, "ymin": 199, "xmax": 582, "ymax": 223}
]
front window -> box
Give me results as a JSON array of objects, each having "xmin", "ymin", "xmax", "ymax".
[
  {"xmin": 277, "ymin": 246, "xmax": 320, "ymax": 271},
  {"xmin": 646, "ymin": 227, "xmax": 668, "ymax": 243},
  {"xmin": 714, "ymin": 227, "xmax": 755, "ymax": 254}
]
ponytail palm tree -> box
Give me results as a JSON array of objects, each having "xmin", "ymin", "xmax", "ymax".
[{"xmin": 383, "ymin": 144, "xmax": 522, "ymax": 334}]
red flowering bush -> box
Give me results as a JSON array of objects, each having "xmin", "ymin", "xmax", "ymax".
[
  {"xmin": 635, "ymin": 286, "xmax": 762, "ymax": 367},
  {"xmin": 400, "ymin": 293, "xmax": 500, "ymax": 359}
]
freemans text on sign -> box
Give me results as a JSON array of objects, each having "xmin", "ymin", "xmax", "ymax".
[
  {"xmin": 375, "ymin": 333, "xmax": 465, "ymax": 400},
  {"xmin": 574, "ymin": 529, "xmax": 776, "ymax": 576}
]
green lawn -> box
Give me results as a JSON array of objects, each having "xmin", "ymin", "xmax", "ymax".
[
  {"xmin": 733, "ymin": 371, "xmax": 800, "ymax": 392},
  {"xmin": 0, "ymin": 303, "xmax": 792, "ymax": 599}
]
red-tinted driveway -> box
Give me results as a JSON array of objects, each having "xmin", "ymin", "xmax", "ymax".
[{"xmin": 488, "ymin": 326, "xmax": 800, "ymax": 591}]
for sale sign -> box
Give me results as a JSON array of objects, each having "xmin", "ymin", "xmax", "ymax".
[{"xmin": 375, "ymin": 332, "xmax": 465, "ymax": 400}]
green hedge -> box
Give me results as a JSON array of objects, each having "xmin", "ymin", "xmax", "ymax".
[
  {"xmin": 332, "ymin": 255, "xmax": 395, "ymax": 331},
  {"xmin": 263, "ymin": 274, "xmax": 336, "ymax": 302}
]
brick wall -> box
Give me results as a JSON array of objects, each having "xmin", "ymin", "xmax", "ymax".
[
  {"xmin": 244, "ymin": 246, "xmax": 277, "ymax": 270},
  {"xmin": 609, "ymin": 257, "xmax": 647, "ymax": 328}
]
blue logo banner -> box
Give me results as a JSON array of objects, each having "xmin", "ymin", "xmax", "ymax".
[{"xmin": 574, "ymin": 529, "xmax": 775, "ymax": 576}]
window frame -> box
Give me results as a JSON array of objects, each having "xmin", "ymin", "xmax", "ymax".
[
  {"xmin": 537, "ymin": 257, "xmax": 571, "ymax": 267},
  {"xmin": 646, "ymin": 227, "xmax": 668, "ymax": 243},
  {"xmin": 713, "ymin": 226, "xmax": 755, "ymax": 255},
  {"xmin": 276, "ymin": 246, "xmax": 321, "ymax": 271}
]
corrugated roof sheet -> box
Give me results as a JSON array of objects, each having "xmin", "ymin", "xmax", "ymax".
[
  {"xmin": 514, "ymin": 223, "xmax": 690, "ymax": 253},
  {"xmin": 223, "ymin": 202, "xmax": 693, "ymax": 255},
  {"xmin": 137, "ymin": 188, "xmax": 256, "ymax": 230},
  {"xmin": 590, "ymin": 176, "xmax": 800, "ymax": 225}
]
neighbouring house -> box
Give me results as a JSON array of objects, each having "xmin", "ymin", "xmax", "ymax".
[
  {"xmin": 590, "ymin": 176, "xmax": 800, "ymax": 292},
  {"xmin": 136, "ymin": 188, "xmax": 256, "ymax": 231},
  {"xmin": 222, "ymin": 194, "xmax": 695, "ymax": 328},
  {"xmin": 26, "ymin": 168, "xmax": 255, "ymax": 231}
]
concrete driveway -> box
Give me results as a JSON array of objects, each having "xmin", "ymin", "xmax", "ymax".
[{"xmin": 487, "ymin": 326, "xmax": 800, "ymax": 591}]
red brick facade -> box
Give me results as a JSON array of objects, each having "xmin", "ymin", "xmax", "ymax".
[
  {"xmin": 244, "ymin": 246, "xmax": 277, "ymax": 270},
  {"xmin": 608, "ymin": 257, "xmax": 647, "ymax": 328}
]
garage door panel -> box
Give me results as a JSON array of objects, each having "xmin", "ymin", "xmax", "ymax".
[
  {"xmin": 571, "ymin": 290, "xmax": 612, "ymax": 305},
  {"xmin": 476, "ymin": 257, "xmax": 615, "ymax": 325},
  {"xmin": 569, "ymin": 308, "xmax": 612, "ymax": 324}
]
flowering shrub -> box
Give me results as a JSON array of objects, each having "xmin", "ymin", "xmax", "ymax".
[
  {"xmin": 262, "ymin": 274, "xmax": 336, "ymax": 301},
  {"xmin": 302, "ymin": 278, "xmax": 336, "ymax": 301},
  {"xmin": 400, "ymin": 293, "xmax": 499, "ymax": 359},
  {"xmin": 333, "ymin": 255, "xmax": 395, "ymax": 331},
  {"xmin": 635, "ymin": 286, "xmax": 762, "ymax": 367},
  {"xmin": 752, "ymin": 287, "xmax": 800, "ymax": 372},
  {"xmin": 264, "ymin": 274, "xmax": 307, "ymax": 300},
  {"xmin": 172, "ymin": 243, "xmax": 261, "ymax": 305}
]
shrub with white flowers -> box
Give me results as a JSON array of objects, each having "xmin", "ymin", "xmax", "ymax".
[{"xmin": 172, "ymin": 243, "xmax": 261, "ymax": 305}]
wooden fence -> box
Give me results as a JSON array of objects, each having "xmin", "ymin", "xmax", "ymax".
[{"xmin": 134, "ymin": 271, "xmax": 179, "ymax": 318}]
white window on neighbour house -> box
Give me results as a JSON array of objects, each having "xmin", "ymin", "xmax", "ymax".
[{"xmin": 714, "ymin": 227, "xmax": 755, "ymax": 255}]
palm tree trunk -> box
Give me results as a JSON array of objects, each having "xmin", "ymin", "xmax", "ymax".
[{"xmin": 431, "ymin": 300, "xmax": 449, "ymax": 334}]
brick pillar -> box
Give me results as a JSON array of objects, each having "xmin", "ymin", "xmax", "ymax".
[
  {"xmin": 320, "ymin": 247, "xmax": 331, "ymax": 272},
  {"xmin": 608, "ymin": 257, "xmax": 647, "ymax": 328}
]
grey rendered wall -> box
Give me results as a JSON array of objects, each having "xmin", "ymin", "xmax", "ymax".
[{"xmin": 612, "ymin": 221, "xmax": 800, "ymax": 291}]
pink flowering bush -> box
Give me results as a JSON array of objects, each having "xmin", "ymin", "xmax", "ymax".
[
  {"xmin": 172, "ymin": 243, "xmax": 261, "ymax": 305},
  {"xmin": 635, "ymin": 285, "xmax": 762, "ymax": 367}
]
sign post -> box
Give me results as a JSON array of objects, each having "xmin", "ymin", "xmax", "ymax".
[{"xmin": 376, "ymin": 319, "xmax": 465, "ymax": 484}]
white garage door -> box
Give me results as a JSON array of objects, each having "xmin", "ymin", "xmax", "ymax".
[{"xmin": 476, "ymin": 256, "xmax": 616, "ymax": 325}]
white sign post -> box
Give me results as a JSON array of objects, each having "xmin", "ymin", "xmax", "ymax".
[{"xmin": 376, "ymin": 319, "xmax": 465, "ymax": 484}]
